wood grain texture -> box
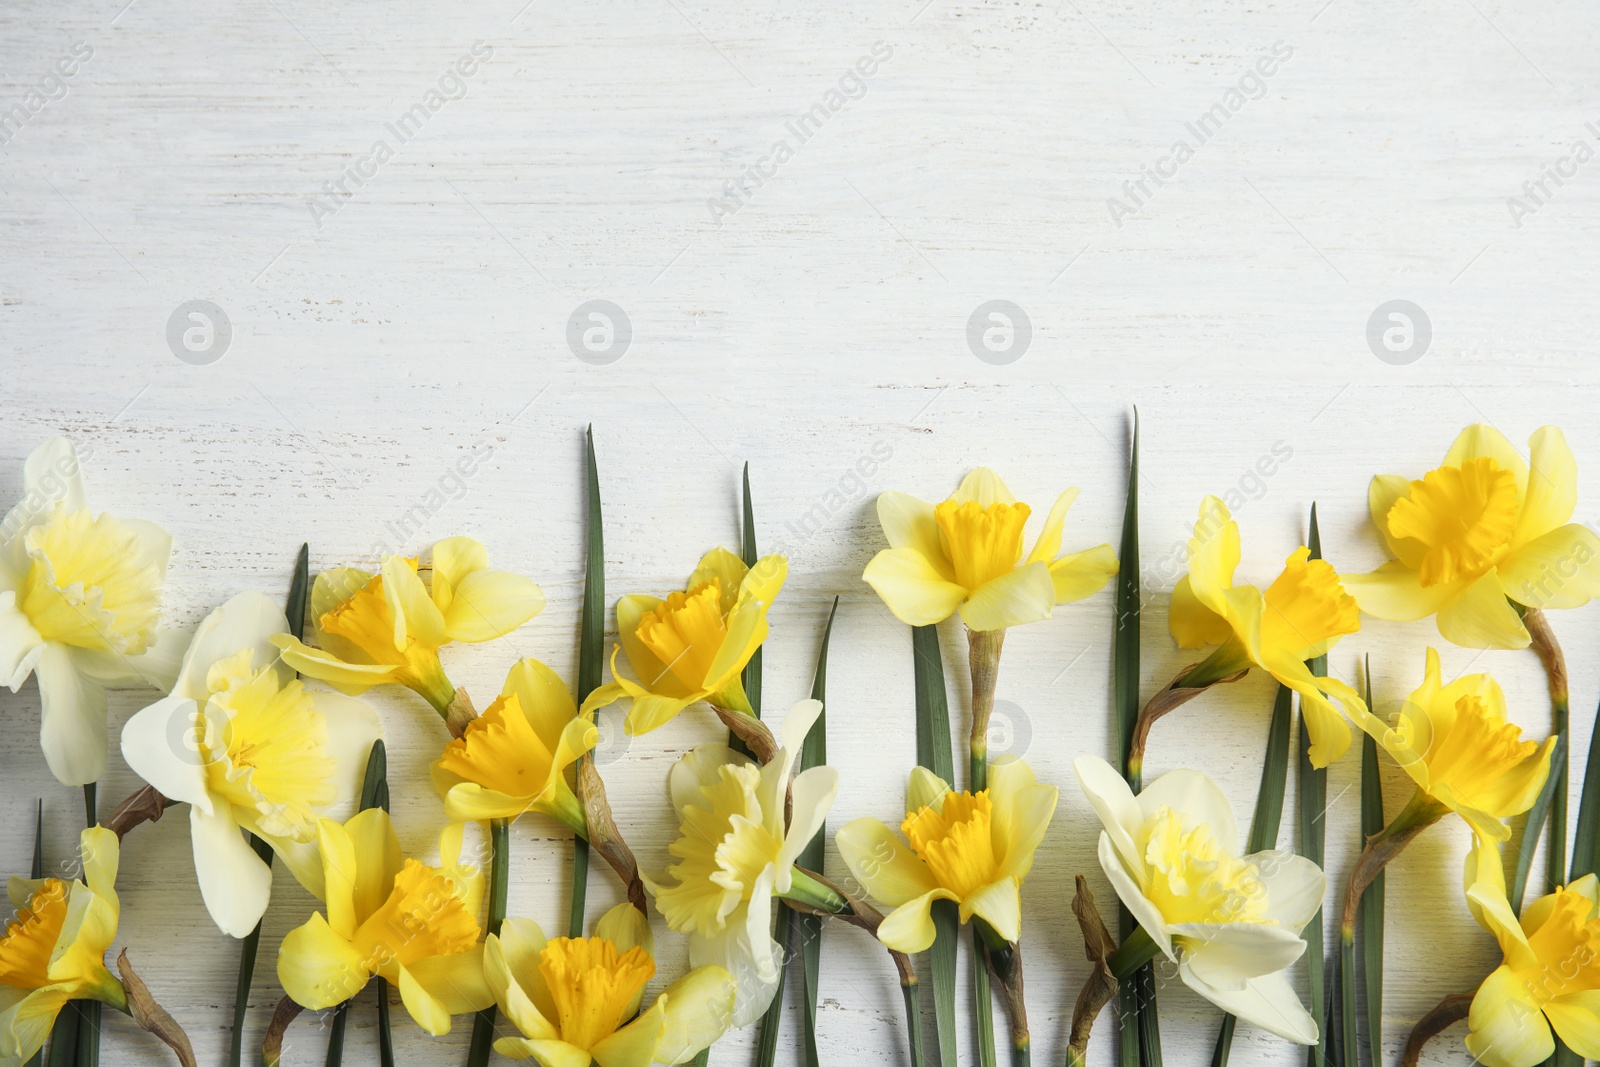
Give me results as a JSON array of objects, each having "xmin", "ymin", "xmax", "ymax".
[{"xmin": 2, "ymin": 0, "xmax": 1597, "ymax": 1063}]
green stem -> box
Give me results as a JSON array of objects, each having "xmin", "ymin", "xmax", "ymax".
[
  {"xmin": 1338, "ymin": 929, "xmax": 1355, "ymax": 1067},
  {"xmin": 229, "ymin": 835, "xmax": 275, "ymax": 1067},
  {"xmin": 466, "ymin": 819, "xmax": 510, "ymax": 1067},
  {"xmin": 324, "ymin": 1003, "xmax": 347, "ymax": 1067},
  {"xmin": 1108, "ymin": 926, "xmax": 1160, "ymax": 980},
  {"xmin": 782, "ymin": 867, "xmax": 849, "ymax": 914},
  {"xmin": 375, "ymin": 978, "xmax": 394, "ymax": 1067},
  {"xmin": 1011, "ymin": 1035, "xmax": 1031, "ymax": 1067}
]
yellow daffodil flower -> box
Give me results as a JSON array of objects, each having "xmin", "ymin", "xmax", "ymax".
[
  {"xmin": 1461, "ymin": 843, "xmax": 1600, "ymax": 1066},
  {"xmin": 862, "ymin": 468, "xmax": 1117, "ymax": 631},
  {"xmin": 836, "ymin": 756, "xmax": 1057, "ymax": 952},
  {"xmin": 1075, "ymin": 756, "xmax": 1324, "ymax": 1045},
  {"xmin": 119, "ymin": 592, "xmax": 382, "ymax": 938},
  {"xmin": 277, "ymin": 809, "xmax": 492, "ymax": 1035},
  {"xmin": 431, "ymin": 657, "xmax": 596, "ymax": 833},
  {"xmin": 1350, "ymin": 648, "xmax": 1555, "ymax": 845},
  {"xmin": 486, "ymin": 902, "xmax": 737, "ymax": 1066},
  {"xmin": 0, "ymin": 827, "xmax": 126, "ymax": 1062},
  {"xmin": 1169, "ymin": 495, "xmax": 1367, "ymax": 768},
  {"xmin": 272, "ymin": 536, "xmax": 543, "ymax": 717},
  {"xmin": 1343, "ymin": 424, "xmax": 1600, "ymax": 649},
  {"xmin": 582, "ymin": 547, "xmax": 785, "ymax": 735},
  {"xmin": 645, "ymin": 698, "xmax": 837, "ymax": 1027},
  {"xmin": 0, "ymin": 438, "xmax": 177, "ymax": 785}
]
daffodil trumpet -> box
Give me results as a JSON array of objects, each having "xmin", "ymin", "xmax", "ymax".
[
  {"xmin": 1143, "ymin": 496, "xmax": 1367, "ymax": 783},
  {"xmin": 270, "ymin": 537, "xmax": 544, "ymax": 734}
]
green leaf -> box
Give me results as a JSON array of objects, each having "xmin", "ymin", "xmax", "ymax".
[
  {"xmin": 572, "ymin": 425, "xmax": 607, "ymax": 939},
  {"xmin": 1569, "ymin": 694, "xmax": 1600, "ymax": 881},
  {"xmin": 466, "ymin": 818, "xmax": 511, "ymax": 1067},
  {"xmin": 1300, "ymin": 506, "xmax": 1329, "ymax": 1067},
  {"xmin": 1211, "ymin": 684, "xmax": 1294, "ymax": 1066},
  {"xmin": 1510, "ymin": 732, "xmax": 1567, "ymax": 916},
  {"xmin": 1358, "ymin": 660, "xmax": 1385, "ymax": 1067},
  {"xmin": 741, "ymin": 462, "xmax": 762, "ymax": 719},
  {"xmin": 231, "ymin": 544, "xmax": 310, "ymax": 1067},
  {"xmin": 324, "ymin": 1004, "xmax": 348, "ymax": 1067},
  {"xmin": 26, "ymin": 803, "xmax": 43, "ymax": 1067},
  {"xmin": 1114, "ymin": 409, "xmax": 1146, "ymax": 1067},
  {"xmin": 912, "ymin": 623, "xmax": 957, "ymax": 1067},
  {"xmin": 795, "ymin": 599, "xmax": 838, "ymax": 1067}
]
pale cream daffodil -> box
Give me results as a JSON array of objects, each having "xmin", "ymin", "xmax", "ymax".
[
  {"xmin": 0, "ymin": 827, "xmax": 126, "ymax": 1063},
  {"xmin": 644, "ymin": 698, "xmax": 836, "ymax": 1028},
  {"xmin": 486, "ymin": 902, "xmax": 737, "ymax": 1067},
  {"xmin": 431, "ymin": 657, "xmax": 596, "ymax": 833},
  {"xmin": 1349, "ymin": 648, "xmax": 1555, "ymax": 846},
  {"xmin": 119, "ymin": 591, "xmax": 382, "ymax": 938},
  {"xmin": 1462, "ymin": 842, "xmax": 1600, "ymax": 1066},
  {"xmin": 277, "ymin": 808, "xmax": 492, "ymax": 1035},
  {"xmin": 1169, "ymin": 495, "xmax": 1368, "ymax": 768},
  {"xmin": 582, "ymin": 548, "xmax": 785, "ymax": 736},
  {"xmin": 1343, "ymin": 424, "xmax": 1600, "ymax": 649},
  {"xmin": 837, "ymin": 757, "xmax": 1056, "ymax": 952},
  {"xmin": 1075, "ymin": 755, "xmax": 1324, "ymax": 1045},
  {"xmin": 0, "ymin": 438, "xmax": 177, "ymax": 785},
  {"xmin": 862, "ymin": 468, "xmax": 1118, "ymax": 631},
  {"xmin": 271, "ymin": 536, "xmax": 543, "ymax": 717}
]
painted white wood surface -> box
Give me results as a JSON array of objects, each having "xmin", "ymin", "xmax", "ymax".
[{"xmin": 3, "ymin": 0, "xmax": 1599, "ymax": 1063}]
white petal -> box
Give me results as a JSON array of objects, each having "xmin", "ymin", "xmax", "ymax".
[
  {"xmin": 1098, "ymin": 833, "xmax": 1173, "ymax": 959},
  {"xmin": 1073, "ymin": 756, "xmax": 1142, "ymax": 872},
  {"xmin": 36, "ymin": 643, "xmax": 107, "ymax": 786},
  {"xmin": 120, "ymin": 694, "xmax": 212, "ymax": 813},
  {"xmin": 190, "ymin": 804, "xmax": 272, "ymax": 938},
  {"xmin": 690, "ymin": 871, "xmax": 781, "ymax": 1028},
  {"xmin": 173, "ymin": 592, "xmax": 288, "ymax": 703},
  {"xmin": 1250, "ymin": 851, "xmax": 1327, "ymax": 932},
  {"xmin": 1168, "ymin": 922, "xmax": 1306, "ymax": 988},
  {"xmin": 777, "ymin": 766, "xmax": 838, "ymax": 876},
  {"xmin": 1137, "ymin": 768, "xmax": 1238, "ymax": 852},
  {"xmin": 310, "ymin": 689, "xmax": 384, "ymax": 821},
  {"xmin": 22, "ymin": 438, "xmax": 88, "ymax": 514},
  {"xmin": 1179, "ymin": 964, "xmax": 1318, "ymax": 1045},
  {"xmin": 669, "ymin": 743, "xmax": 747, "ymax": 816},
  {"xmin": 0, "ymin": 591, "xmax": 43, "ymax": 688}
]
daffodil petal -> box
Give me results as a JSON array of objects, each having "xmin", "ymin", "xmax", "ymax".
[
  {"xmin": 1170, "ymin": 922, "xmax": 1306, "ymax": 988},
  {"xmin": 1340, "ymin": 560, "xmax": 1458, "ymax": 622},
  {"xmin": 1025, "ymin": 487, "xmax": 1080, "ymax": 564},
  {"xmin": 862, "ymin": 547, "xmax": 968, "ymax": 626},
  {"xmin": 269, "ymin": 635, "xmax": 398, "ymax": 695},
  {"xmin": 172, "ymin": 591, "xmax": 289, "ymax": 702},
  {"xmin": 1185, "ymin": 496, "xmax": 1240, "ymax": 616},
  {"xmin": 592, "ymin": 998, "xmax": 667, "ymax": 1067},
  {"xmin": 835, "ymin": 818, "xmax": 936, "ymax": 908},
  {"xmin": 1499, "ymin": 523, "xmax": 1600, "ymax": 611},
  {"xmin": 1049, "ymin": 544, "xmax": 1118, "ymax": 604},
  {"xmin": 1466, "ymin": 965, "xmax": 1555, "ymax": 1067},
  {"xmin": 1073, "ymin": 756, "xmax": 1143, "ymax": 871},
  {"xmin": 655, "ymin": 966, "xmax": 738, "ymax": 1064},
  {"xmin": 1097, "ymin": 832, "xmax": 1174, "ymax": 960},
  {"xmin": 1137, "ymin": 767, "xmax": 1238, "ymax": 851},
  {"xmin": 1250, "ymin": 850, "xmax": 1326, "ymax": 932},
  {"xmin": 397, "ymin": 962, "xmax": 453, "ymax": 1036},
  {"xmin": 962, "ymin": 878, "xmax": 1021, "ymax": 943},
  {"xmin": 778, "ymin": 765, "xmax": 838, "ymax": 872},
  {"xmin": 1179, "ymin": 965, "xmax": 1317, "ymax": 1045},
  {"xmin": 952, "ymin": 468, "xmax": 1015, "ymax": 506},
  {"xmin": 1438, "ymin": 569, "xmax": 1531, "ymax": 649},
  {"xmin": 442, "ymin": 569, "xmax": 544, "ymax": 643},
  {"xmin": 36, "ymin": 643, "xmax": 106, "ymax": 787},
  {"xmin": 1515, "ymin": 426, "xmax": 1579, "ymax": 547},
  {"xmin": 1369, "ymin": 473, "xmax": 1428, "ymax": 569},
  {"xmin": 278, "ymin": 912, "xmax": 368, "ymax": 1011},
  {"xmin": 906, "ymin": 767, "xmax": 951, "ymax": 816},
  {"xmin": 1169, "ymin": 574, "xmax": 1232, "ymax": 649},
  {"xmin": 1545, "ymin": 990, "xmax": 1600, "ymax": 1059},
  {"xmin": 877, "ymin": 492, "xmax": 953, "ymax": 581},
  {"xmin": 959, "ymin": 561, "xmax": 1055, "ymax": 631},
  {"xmin": 430, "ymin": 536, "xmax": 489, "ymax": 616},
  {"xmin": 1445, "ymin": 424, "xmax": 1529, "ymax": 498},
  {"xmin": 408, "ymin": 947, "xmax": 494, "ymax": 1015},
  {"xmin": 876, "ymin": 888, "xmax": 959, "ymax": 954},
  {"xmin": 623, "ymin": 690, "xmax": 700, "ymax": 736},
  {"xmin": 190, "ymin": 803, "xmax": 272, "ymax": 938},
  {"xmin": 120, "ymin": 694, "xmax": 211, "ymax": 812}
]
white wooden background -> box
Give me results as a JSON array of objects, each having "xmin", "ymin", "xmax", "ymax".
[{"xmin": 3, "ymin": 0, "xmax": 1599, "ymax": 1063}]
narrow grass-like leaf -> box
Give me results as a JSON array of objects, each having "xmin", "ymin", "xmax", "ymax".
[
  {"xmin": 1113, "ymin": 410, "xmax": 1145, "ymax": 1067},
  {"xmin": 572, "ymin": 426, "xmax": 606, "ymax": 938},
  {"xmin": 741, "ymin": 462, "xmax": 762, "ymax": 718},
  {"xmin": 1511, "ymin": 732, "xmax": 1567, "ymax": 917},
  {"xmin": 324, "ymin": 1005, "xmax": 348, "ymax": 1067},
  {"xmin": 755, "ymin": 906, "xmax": 793, "ymax": 1067},
  {"xmin": 795, "ymin": 599, "xmax": 838, "ymax": 1067},
  {"xmin": 913, "ymin": 624, "xmax": 958, "ymax": 1067},
  {"xmin": 1300, "ymin": 506, "xmax": 1329, "ymax": 1067},
  {"xmin": 1358, "ymin": 659, "xmax": 1385, "ymax": 1067},
  {"xmin": 77, "ymin": 790, "xmax": 99, "ymax": 1067},
  {"xmin": 1211, "ymin": 684, "xmax": 1293, "ymax": 1066},
  {"xmin": 1570, "ymin": 694, "xmax": 1600, "ymax": 881},
  {"xmin": 231, "ymin": 543, "xmax": 310, "ymax": 1067},
  {"xmin": 466, "ymin": 818, "xmax": 511, "ymax": 1067},
  {"xmin": 26, "ymin": 803, "xmax": 42, "ymax": 1067}
]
